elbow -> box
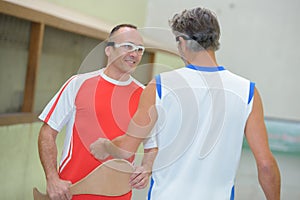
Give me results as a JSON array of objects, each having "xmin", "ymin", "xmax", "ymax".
[
  {"xmin": 257, "ymin": 158, "xmax": 281, "ymax": 184},
  {"xmin": 110, "ymin": 146, "xmax": 134, "ymax": 160},
  {"xmin": 257, "ymin": 157, "xmax": 279, "ymax": 174},
  {"xmin": 110, "ymin": 139, "xmax": 135, "ymax": 160},
  {"xmin": 118, "ymin": 151, "xmax": 135, "ymax": 160}
]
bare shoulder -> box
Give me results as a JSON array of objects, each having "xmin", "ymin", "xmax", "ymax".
[{"xmin": 139, "ymin": 79, "xmax": 157, "ymax": 109}]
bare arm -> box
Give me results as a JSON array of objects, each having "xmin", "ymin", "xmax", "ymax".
[
  {"xmin": 130, "ymin": 147, "xmax": 158, "ymax": 189},
  {"xmin": 115, "ymin": 80, "xmax": 157, "ymax": 152},
  {"xmin": 90, "ymin": 80, "xmax": 157, "ymax": 160},
  {"xmin": 140, "ymin": 148, "xmax": 158, "ymax": 175},
  {"xmin": 244, "ymin": 88, "xmax": 281, "ymax": 200},
  {"xmin": 38, "ymin": 123, "xmax": 72, "ymax": 199}
]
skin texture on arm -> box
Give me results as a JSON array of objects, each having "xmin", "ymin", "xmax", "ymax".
[
  {"xmin": 91, "ymin": 80, "xmax": 158, "ymax": 160},
  {"xmin": 115, "ymin": 80, "xmax": 157, "ymax": 153},
  {"xmin": 130, "ymin": 147, "xmax": 158, "ymax": 189},
  {"xmin": 244, "ymin": 88, "xmax": 281, "ymax": 200},
  {"xmin": 38, "ymin": 123, "xmax": 72, "ymax": 200},
  {"xmin": 90, "ymin": 81, "xmax": 158, "ymax": 190}
]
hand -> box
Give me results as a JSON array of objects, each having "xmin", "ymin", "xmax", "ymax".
[
  {"xmin": 46, "ymin": 176, "xmax": 72, "ymax": 200},
  {"xmin": 130, "ymin": 165, "xmax": 151, "ymax": 189},
  {"xmin": 90, "ymin": 138, "xmax": 110, "ymax": 160}
]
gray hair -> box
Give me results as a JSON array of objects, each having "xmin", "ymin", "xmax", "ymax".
[{"xmin": 169, "ymin": 7, "xmax": 221, "ymax": 51}]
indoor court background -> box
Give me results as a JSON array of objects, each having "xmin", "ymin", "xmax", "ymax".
[{"xmin": 0, "ymin": 0, "xmax": 299, "ymax": 199}]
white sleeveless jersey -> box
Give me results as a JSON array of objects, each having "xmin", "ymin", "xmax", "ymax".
[{"xmin": 148, "ymin": 65, "xmax": 255, "ymax": 200}]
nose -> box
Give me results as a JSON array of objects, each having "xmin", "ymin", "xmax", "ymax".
[{"xmin": 128, "ymin": 50, "xmax": 139, "ymax": 56}]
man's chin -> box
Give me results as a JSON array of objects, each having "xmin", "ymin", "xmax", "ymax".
[{"xmin": 125, "ymin": 66, "xmax": 137, "ymax": 74}]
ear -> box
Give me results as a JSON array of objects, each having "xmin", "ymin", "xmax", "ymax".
[
  {"xmin": 105, "ymin": 46, "xmax": 111, "ymax": 57},
  {"xmin": 177, "ymin": 37, "xmax": 187, "ymax": 53},
  {"xmin": 178, "ymin": 37, "xmax": 187, "ymax": 50}
]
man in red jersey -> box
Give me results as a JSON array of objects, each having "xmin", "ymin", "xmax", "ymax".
[{"xmin": 38, "ymin": 24, "xmax": 158, "ymax": 200}]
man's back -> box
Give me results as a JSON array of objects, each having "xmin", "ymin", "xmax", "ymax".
[{"xmin": 148, "ymin": 65, "xmax": 255, "ymax": 200}]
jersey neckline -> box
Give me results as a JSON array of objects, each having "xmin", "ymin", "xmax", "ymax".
[
  {"xmin": 186, "ymin": 64, "xmax": 225, "ymax": 72},
  {"xmin": 100, "ymin": 68, "xmax": 133, "ymax": 86}
]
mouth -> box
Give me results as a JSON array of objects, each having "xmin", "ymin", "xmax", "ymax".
[{"xmin": 124, "ymin": 59, "xmax": 136, "ymax": 66}]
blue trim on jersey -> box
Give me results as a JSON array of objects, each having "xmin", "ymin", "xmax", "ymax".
[
  {"xmin": 155, "ymin": 75, "xmax": 162, "ymax": 99},
  {"xmin": 186, "ymin": 64, "xmax": 225, "ymax": 72},
  {"xmin": 147, "ymin": 177, "xmax": 154, "ymax": 200},
  {"xmin": 248, "ymin": 82, "xmax": 255, "ymax": 104},
  {"xmin": 230, "ymin": 185, "xmax": 235, "ymax": 200}
]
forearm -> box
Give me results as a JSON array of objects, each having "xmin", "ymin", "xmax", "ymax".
[
  {"xmin": 141, "ymin": 148, "xmax": 158, "ymax": 172},
  {"xmin": 104, "ymin": 135, "xmax": 139, "ymax": 159},
  {"xmin": 129, "ymin": 147, "xmax": 158, "ymax": 189},
  {"xmin": 95, "ymin": 82, "xmax": 158, "ymax": 160},
  {"xmin": 106, "ymin": 107, "xmax": 157, "ymax": 159},
  {"xmin": 258, "ymin": 157, "xmax": 281, "ymax": 200},
  {"xmin": 38, "ymin": 124, "xmax": 59, "ymax": 180},
  {"xmin": 38, "ymin": 124, "xmax": 73, "ymax": 199}
]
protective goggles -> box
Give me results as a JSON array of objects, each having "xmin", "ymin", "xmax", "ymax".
[{"xmin": 107, "ymin": 42, "xmax": 145, "ymax": 55}]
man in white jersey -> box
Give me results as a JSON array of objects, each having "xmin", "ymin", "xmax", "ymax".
[{"xmin": 90, "ymin": 7, "xmax": 281, "ymax": 200}]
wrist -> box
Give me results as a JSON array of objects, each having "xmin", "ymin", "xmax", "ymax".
[
  {"xmin": 46, "ymin": 172, "xmax": 60, "ymax": 181},
  {"xmin": 141, "ymin": 163, "xmax": 152, "ymax": 174}
]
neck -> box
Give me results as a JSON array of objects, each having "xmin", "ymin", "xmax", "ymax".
[
  {"xmin": 104, "ymin": 65, "xmax": 131, "ymax": 81},
  {"xmin": 185, "ymin": 50, "xmax": 218, "ymax": 67}
]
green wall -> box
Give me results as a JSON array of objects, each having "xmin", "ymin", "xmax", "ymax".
[
  {"xmin": 0, "ymin": 122, "xmax": 65, "ymax": 199},
  {"xmin": 44, "ymin": 0, "xmax": 148, "ymax": 27}
]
